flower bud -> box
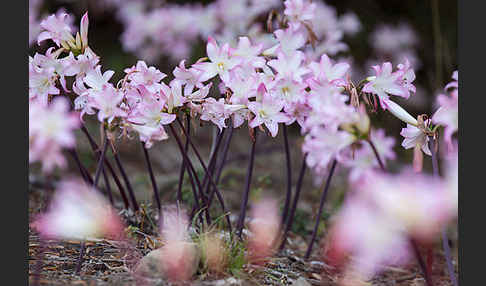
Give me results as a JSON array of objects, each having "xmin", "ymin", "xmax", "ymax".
[{"xmin": 384, "ymin": 99, "xmax": 418, "ymax": 126}]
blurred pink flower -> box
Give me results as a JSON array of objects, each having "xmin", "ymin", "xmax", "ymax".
[
  {"xmin": 29, "ymin": 97, "xmax": 79, "ymax": 172},
  {"xmin": 248, "ymin": 198, "xmax": 280, "ymax": 264},
  {"xmin": 432, "ymin": 71, "xmax": 458, "ymax": 150},
  {"xmin": 158, "ymin": 205, "xmax": 198, "ymax": 282},
  {"xmin": 32, "ymin": 179, "xmax": 124, "ymax": 240},
  {"xmin": 284, "ymin": 0, "xmax": 316, "ymax": 22}
]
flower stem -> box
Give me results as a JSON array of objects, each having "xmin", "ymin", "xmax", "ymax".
[
  {"xmin": 80, "ymin": 124, "xmax": 130, "ymax": 209},
  {"xmin": 429, "ymin": 137, "xmax": 458, "ymax": 286},
  {"xmin": 102, "ymin": 167, "xmax": 114, "ymax": 205},
  {"xmin": 236, "ymin": 128, "xmax": 258, "ymax": 238},
  {"xmin": 410, "ymin": 239, "xmax": 434, "ymax": 286},
  {"xmin": 168, "ymin": 124, "xmax": 208, "ymax": 224},
  {"xmin": 141, "ymin": 142, "xmax": 161, "ymax": 211},
  {"xmin": 204, "ymin": 129, "xmax": 226, "ymax": 209},
  {"xmin": 174, "ymin": 118, "xmax": 232, "ymax": 231},
  {"xmin": 281, "ymin": 124, "xmax": 293, "ymax": 225},
  {"xmin": 68, "ymin": 148, "xmax": 93, "ymax": 185},
  {"xmin": 214, "ymin": 123, "xmax": 234, "ymax": 185},
  {"xmin": 112, "ymin": 148, "xmax": 139, "ymax": 212},
  {"xmin": 305, "ymin": 159, "xmax": 337, "ymax": 259},
  {"xmin": 177, "ymin": 116, "xmax": 191, "ymax": 204},
  {"xmin": 367, "ymin": 139, "xmax": 385, "ymax": 171},
  {"xmin": 75, "ymin": 241, "xmax": 86, "ymax": 275},
  {"xmin": 93, "ymin": 135, "xmax": 108, "ymax": 188},
  {"xmin": 280, "ymin": 155, "xmax": 307, "ymax": 251}
]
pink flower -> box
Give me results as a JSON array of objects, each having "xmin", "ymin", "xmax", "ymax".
[
  {"xmin": 173, "ymin": 60, "xmax": 204, "ymax": 96},
  {"xmin": 341, "ymin": 129, "xmax": 396, "ymax": 183},
  {"xmin": 158, "ymin": 205, "xmax": 198, "ymax": 282},
  {"xmin": 338, "ymin": 12, "xmax": 361, "ymax": 36},
  {"xmin": 88, "ymin": 85, "xmax": 127, "ymax": 123},
  {"xmin": 326, "ymin": 196, "xmax": 412, "ymax": 281},
  {"xmin": 233, "ymin": 36, "xmax": 265, "ymax": 68},
  {"xmin": 304, "ymin": 79, "xmax": 352, "ymax": 131},
  {"xmin": 31, "ymin": 179, "xmax": 124, "ymax": 240},
  {"xmin": 64, "ymin": 47, "xmax": 100, "ymax": 80},
  {"xmin": 248, "ymin": 84, "xmax": 289, "ymax": 137},
  {"xmin": 128, "ymin": 88, "xmax": 176, "ymax": 147},
  {"xmin": 29, "ymin": 64, "xmax": 59, "ymax": 106},
  {"xmin": 302, "ymin": 127, "xmax": 354, "ymax": 176},
  {"xmin": 284, "ymin": 0, "xmax": 316, "ymax": 22},
  {"xmin": 193, "ymin": 37, "xmax": 242, "ymax": 83},
  {"xmin": 358, "ymin": 170, "xmax": 456, "ymax": 241},
  {"xmin": 308, "ymin": 54, "xmax": 350, "ymax": 86},
  {"xmin": 37, "ymin": 12, "xmax": 75, "ymax": 46},
  {"xmin": 29, "ymin": 97, "xmax": 79, "ymax": 151},
  {"xmin": 160, "ymin": 80, "xmax": 187, "ymax": 113},
  {"xmin": 268, "ymin": 51, "xmax": 310, "ymax": 83},
  {"xmin": 124, "ymin": 60, "xmax": 167, "ymax": 93},
  {"xmin": 200, "ymin": 98, "xmax": 235, "ymax": 131},
  {"xmin": 432, "ymin": 71, "xmax": 458, "ymax": 150},
  {"xmin": 362, "ymin": 61, "xmax": 414, "ymax": 108},
  {"xmin": 248, "ymin": 198, "xmax": 280, "ymax": 264},
  {"xmin": 83, "ymin": 65, "xmax": 115, "ymax": 91},
  {"xmin": 264, "ymin": 23, "xmax": 306, "ymax": 56},
  {"xmin": 400, "ymin": 123, "xmax": 431, "ymax": 156}
]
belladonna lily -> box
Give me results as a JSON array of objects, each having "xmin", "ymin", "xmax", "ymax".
[
  {"xmin": 88, "ymin": 85, "xmax": 127, "ymax": 123},
  {"xmin": 362, "ymin": 61, "xmax": 415, "ymax": 109},
  {"xmin": 193, "ymin": 36, "xmax": 242, "ymax": 83},
  {"xmin": 37, "ymin": 12, "xmax": 75, "ymax": 47},
  {"xmin": 247, "ymin": 84, "xmax": 290, "ymax": 137},
  {"xmin": 83, "ymin": 65, "xmax": 115, "ymax": 91},
  {"xmin": 308, "ymin": 54, "xmax": 350, "ymax": 87}
]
